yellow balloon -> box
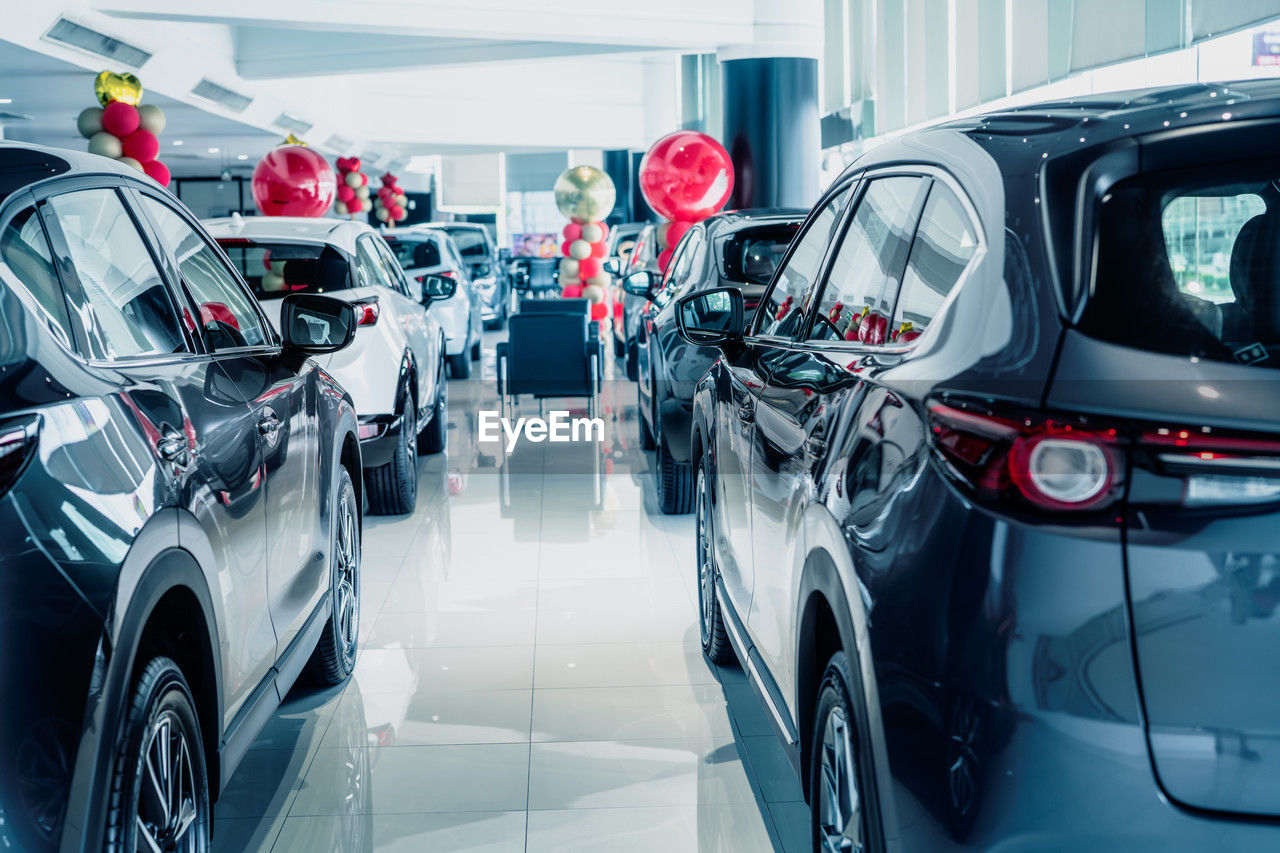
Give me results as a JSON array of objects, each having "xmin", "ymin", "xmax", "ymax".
[
  {"xmin": 554, "ymin": 166, "xmax": 616, "ymax": 223},
  {"xmin": 94, "ymin": 70, "xmax": 143, "ymax": 107}
]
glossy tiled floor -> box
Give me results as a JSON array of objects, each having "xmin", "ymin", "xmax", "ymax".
[{"xmin": 213, "ymin": 332, "xmax": 807, "ymax": 852}]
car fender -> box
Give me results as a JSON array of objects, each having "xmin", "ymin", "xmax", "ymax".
[
  {"xmin": 62, "ymin": 510, "xmax": 223, "ymax": 853},
  {"xmin": 796, "ymin": 504, "xmax": 900, "ymax": 846}
]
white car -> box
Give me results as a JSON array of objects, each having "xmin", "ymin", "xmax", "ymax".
[
  {"xmin": 383, "ymin": 229, "xmax": 483, "ymax": 378},
  {"xmin": 205, "ymin": 216, "xmax": 450, "ymax": 515}
]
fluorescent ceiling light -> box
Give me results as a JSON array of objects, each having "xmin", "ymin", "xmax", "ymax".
[
  {"xmin": 274, "ymin": 112, "xmax": 313, "ymax": 135},
  {"xmin": 237, "ymin": 154, "xmax": 248, "ymax": 160},
  {"xmin": 44, "ymin": 17, "xmax": 151, "ymax": 67},
  {"xmin": 191, "ymin": 78, "xmax": 252, "ymax": 113},
  {"xmin": 208, "ymin": 147, "xmax": 220, "ymax": 154},
  {"xmin": 172, "ymin": 140, "xmax": 183, "ymax": 146}
]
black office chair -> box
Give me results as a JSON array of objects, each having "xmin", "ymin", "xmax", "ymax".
[{"xmin": 496, "ymin": 303, "xmax": 601, "ymax": 420}]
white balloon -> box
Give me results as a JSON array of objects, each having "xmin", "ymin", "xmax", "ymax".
[
  {"xmin": 137, "ymin": 103, "xmax": 166, "ymax": 135},
  {"xmin": 581, "ymin": 223, "xmax": 604, "ymax": 243},
  {"xmin": 569, "ymin": 239, "xmax": 592, "ymax": 260},
  {"xmin": 345, "ymin": 171, "xmax": 363, "ymax": 188},
  {"xmin": 88, "ymin": 131, "xmax": 122, "ymax": 159},
  {"xmin": 560, "ymin": 258, "xmax": 580, "ymax": 278},
  {"xmin": 394, "ymin": 193, "xmax": 407, "ymax": 206},
  {"xmin": 77, "ymin": 107, "xmax": 104, "ymax": 139},
  {"xmin": 355, "ymin": 185, "xmax": 370, "ymax": 200},
  {"xmin": 335, "ymin": 201, "xmax": 349, "ymax": 215},
  {"xmin": 117, "ymin": 156, "xmax": 144, "ymax": 172},
  {"xmin": 271, "ymin": 260, "xmax": 288, "ymax": 275},
  {"xmin": 375, "ymin": 206, "xmax": 390, "ymax": 222},
  {"xmin": 262, "ymin": 272, "xmax": 286, "ymax": 292},
  {"xmin": 587, "ymin": 274, "xmax": 611, "ymax": 290},
  {"xmin": 582, "ymin": 284, "xmax": 606, "ymax": 304}
]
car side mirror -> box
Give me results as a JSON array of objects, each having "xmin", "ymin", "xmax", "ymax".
[
  {"xmin": 474, "ymin": 264, "xmax": 492, "ymax": 278},
  {"xmin": 603, "ymin": 257, "xmax": 621, "ymax": 275},
  {"xmin": 280, "ymin": 294, "xmax": 357, "ymax": 354},
  {"xmin": 419, "ymin": 273, "xmax": 457, "ymax": 304},
  {"xmin": 622, "ymin": 270, "xmax": 658, "ymax": 298},
  {"xmin": 676, "ymin": 287, "xmax": 744, "ymax": 348}
]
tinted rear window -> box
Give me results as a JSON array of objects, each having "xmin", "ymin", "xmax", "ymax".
[
  {"xmin": 1082, "ymin": 164, "xmax": 1280, "ymax": 369},
  {"xmin": 216, "ymin": 239, "xmax": 350, "ymax": 300},
  {"xmin": 444, "ymin": 228, "xmax": 488, "ymax": 256},
  {"xmin": 385, "ymin": 236, "xmax": 442, "ymax": 270},
  {"xmin": 718, "ymin": 223, "xmax": 799, "ymax": 285}
]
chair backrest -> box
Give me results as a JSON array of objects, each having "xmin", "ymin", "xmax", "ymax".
[
  {"xmin": 527, "ymin": 257, "xmax": 559, "ymax": 290},
  {"xmin": 504, "ymin": 311, "xmax": 593, "ymax": 398},
  {"xmin": 519, "ymin": 298, "xmax": 588, "ymax": 315}
]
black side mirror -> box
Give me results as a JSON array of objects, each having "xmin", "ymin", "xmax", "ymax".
[
  {"xmin": 419, "ymin": 273, "xmax": 458, "ymax": 304},
  {"xmin": 621, "ymin": 270, "xmax": 658, "ymax": 298},
  {"xmin": 603, "ymin": 257, "xmax": 621, "ymax": 275},
  {"xmin": 474, "ymin": 264, "xmax": 493, "ymax": 278},
  {"xmin": 675, "ymin": 287, "xmax": 744, "ymax": 348},
  {"xmin": 281, "ymin": 294, "xmax": 356, "ymax": 354}
]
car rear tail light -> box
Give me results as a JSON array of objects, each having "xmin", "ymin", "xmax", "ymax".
[
  {"xmin": 0, "ymin": 415, "xmax": 40, "ymax": 498},
  {"xmin": 353, "ymin": 297, "xmax": 379, "ymax": 326},
  {"xmin": 928, "ymin": 403, "xmax": 1123, "ymax": 512},
  {"xmin": 1140, "ymin": 427, "xmax": 1280, "ymax": 508}
]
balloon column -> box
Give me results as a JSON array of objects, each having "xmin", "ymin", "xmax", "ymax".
[
  {"xmin": 554, "ymin": 166, "xmax": 616, "ymax": 324},
  {"xmin": 251, "ymin": 141, "xmax": 336, "ymax": 217},
  {"xmin": 638, "ymin": 130, "xmax": 734, "ymax": 272},
  {"xmin": 334, "ymin": 157, "xmax": 371, "ymax": 218},
  {"xmin": 374, "ymin": 173, "xmax": 408, "ymax": 227},
  {"xmin": 77, "ymin": 71, "xmax": 171, "ymax": 187}
]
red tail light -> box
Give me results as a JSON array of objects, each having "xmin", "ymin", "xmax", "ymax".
[
  {"xmin": 416, "ymin": 270, "xmax": 457, "ymax": 284},
  {"xmin": 928, "ymin": 402, "xmax": 1123, "ymax": 512},
  {"xmin": 0, "ymin": 415, "xmax": 40, "ymax": 498},
  {"xmin": 353, "ymin": 297, "xmax": 379, "ymax": 326}
]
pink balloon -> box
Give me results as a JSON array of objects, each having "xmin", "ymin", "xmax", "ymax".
[
  {"xmin": 589, "ymin": 241, "xmax": 606, "ymax": 258},
  {"xmin": 102, "ymin": 101, "xmax": 140, "ymax": 138},
  {"xmin": 121, "ymin": 128, "xmax": 159, "ymax": 163},
  {"xmin": 562, "ymin": 284, "xmax": 583, "ymax": 298},
  {"xmin": 389, "ymin": 205, "xmax": 404, "ymax": 220},
  {"xmin": 596, "ymin": 221, "xmax": 609, "ymax": 241},
  {"xmin": 142, "ymin": 158, "xmax": 170, "ymax": 187},
  {"xmin": 590, "ymin": 302, "xmax": 608, "ymax": 320},
  {"xmin": 639, "ymin": 130, "xmax": 735, "ymax": 221},
  {"xmin": 337, "ymin": 185, "xmax": 355, "ymax": 203},
  {"xmin": 658, "ymin": 247, "xmax": 674, "ymax": 272},
  {"xmin": 251, "ymin": 144, "xmax": 337, "ymax": 217},
  {"xmin": 577, "ymin": 257, "xmax": 603, "ymax": 279},
  {"xmin": 561, "ymin": 241, "xmax": 572, "ymax": 257},
  {"xmin": 666, "ymin": 219, "xmax": 693, "ymax": 248},
  {"xmin": 563, "ymin": 222, "xmax": 582, "ymax": 241}
]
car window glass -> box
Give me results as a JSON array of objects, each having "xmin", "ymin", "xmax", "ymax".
[
  {"xmin": 372, "ymin": 237, "xmax": 411, "ymax": 297},
  {"xmin": 756, "ymin": 183, "xmax": 852, "ymax": 337},
  {"xmin": 141, "ymin": 197, "xmax": 269, "ymax": 351},
  {"xmin": 353, "ymin": 239, "xmax": 386, "ymax": 290},
  {"xmin": 47, "ymin": 188, "xmax": 186, "ymax": 359},
  {"xmin": 891, "ymin": 183, "xmax": 977, "ymax": 342},
  {"xmin": 656, "ymin": 229, "xmax": 705, "ymax": 307},
  {"xmin": 807, "ymin": 176, "xmax": 925, "ymax": 344},
  {"xmin": 1, "ymin": 206, "xmax": 74, "ymax": 349}
]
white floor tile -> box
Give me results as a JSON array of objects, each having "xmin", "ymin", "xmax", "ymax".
[{"xmin": 534, "ymin": 642, "xmax": 718, "ymax": 689}]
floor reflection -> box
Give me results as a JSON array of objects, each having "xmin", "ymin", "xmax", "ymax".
[{"xmin": 214, "ymin": 331, "xmax": 805, "ymax": 851}]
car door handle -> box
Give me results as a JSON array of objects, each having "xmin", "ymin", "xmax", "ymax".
[
  {"xmin": 257, "ymin": 411, "xmax": 282, "ymax": 438},
  {"xmin": 157, "ymin": 430, "xmax": 189, "ymax": 465},
  {"xmin": 737, "ymin": 400, "xmax": 755, "ymax": 425}
]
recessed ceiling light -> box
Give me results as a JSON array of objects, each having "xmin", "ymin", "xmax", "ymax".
[
  {"xmin": 0, "ymin": 99, "xmax": 12, "ymax": 105},
  {"xmin": 207, "ymin": 147, "xmax": 219, "ymax": 154},
  {"xmin": 172, "ymin": 139, "xmax": 183, "ymax": 146},
  {"xmin": 236, "ymin": 154, "xmax": 248, "ymax": 160}
]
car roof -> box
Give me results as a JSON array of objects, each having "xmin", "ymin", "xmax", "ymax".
[
  {"xmin": 202, "ymin": 215, "xmax": 376, "ymax": 253},
  {"xmin": 0, "ymin": 141, "xmax": 171, "ymax": 203},
  {"xmin": 417, "ymin": 221, "xmax": 487, "ymax": 233},
  {"xmin": 702, "ymin": 208, "xmax": 807, "ymax": 236}
]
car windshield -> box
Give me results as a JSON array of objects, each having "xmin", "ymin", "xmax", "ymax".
[
  {"xmin": 384, "ymin": 236, "xmax": 442, "ymax": 270},
  {"xmin": 719, "ymin": 224, "xmax": 800, "ymax": 285},
  {"xmin": 1082, "ymin": 162, "xmax": 1280, "ymax": 369},
  {"xmin": 444, "ymin": 228, "xmax": 488, "ymax": 257},
  {"xmin": 216, "ymin": 239, "xmax": 350, "ymax": 300}
]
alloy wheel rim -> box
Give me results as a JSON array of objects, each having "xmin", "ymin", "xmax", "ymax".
[
  {"xmin": 335, "ymin": 488, "xmax": 360, "ymax": 664},
  {"xmin": 135, "ymin": 710, "xmax": 200, "ymax": 853},
  {"xmin": 948, "ymin": 700, "xmax": 980, "ymax": 818},
  {"xmin": 818, "ymin": 705, "xmax": 864, "ymax": 853},
  {"xmin": 696, "ymin": 468, "xmax": 714, "ymax": 643},
  {"xmin": 404, "ymin": 393, "xmax": 417, "ymax": 498}
]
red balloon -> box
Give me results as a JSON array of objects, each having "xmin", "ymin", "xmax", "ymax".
[
  {"xmin": 658, "ymin": 247, "xmax": 674, "ymax": 272},
  {"xmin": 563, "ymin": 222, "xmax": 582, "ymax": 241},
  {"xmin": 589, "ymin": 241, "xmax": 606, "ymax": 258},
  {"xmin": 666, "ymin": 219, "xmax": 693, "ymax": 248},
  {"xmin": 102, "ymin": 101, "xmax": 140, "ymax": 137},
  {"xmin": 335, "ymin": 157, "xmax": 350, "ymax": 172},
  {"xmin": 389, "ymin": 205, "xmax": 404, "ymax": 220},
  {"xmin": 251, "ymin": 144, "xmax": 337, "ymax": 217},
  {"xmin": 578, "ymin": 257, "xmax": 603, "ymax": 279},
  {"xmin": 596, "ymin": 221, "xmax": 610, "ymax": 241},
  {"xmin": 639, "ymin": 130, "xmax": 735, "ymax": 222},
  {"xmin": 349, "ymin": 157, "xmax": 361, "ymax": 173},
  {"xmin": 121, "ymin": 128, "xmax": 159, "ymax": 164},
  {"xmin": 562, "ymin": 284, "xmax": 583, "ymax": 298},
  {"xmin": 561, "ymin": 241, "xmax": 572, "ymax": 257},
  {"xmin": 590, "ymin": 302, "xmax": 608, "ymax": 321},
  {"xmin": 142, "ymin": 159, "xmax": 170, "ymax": 187},
  {"xmin": 337, "ymin": 185, "xmax": 355, "ymax": 204}
]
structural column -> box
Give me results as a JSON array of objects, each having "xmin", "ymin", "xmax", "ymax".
[{"xmin": 719, "ymin": 0, "xmax": 822, "ymax": 210}]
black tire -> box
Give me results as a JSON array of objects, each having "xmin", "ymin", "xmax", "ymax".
[
  {"xmin": 306, "ymin": 468, "xmax": 360, "ymax": 686},
  {"xmin": 419, "ymin": 368, "xmax": 447, "ymax": 455},
  {"xmin": 656, "ymin": 423, "xmax": 693, "ymax": 514},
  {"xmin": 626, "ymin": 341, "xmax": 639, "ymax": 381},
  {"xmin": 809, "ymin": 651, "xmax": 881, "ymax": 853},
  {"xmin": 613, "ymin": 333, "xmax": 626, "ymax": 359},
  {"xmin": 105, "ymin": 657, "xmax": 210, "ymax": 853},
  {"xmin": 470, "ymin": 339, "xmax": 481, "ymax": 361},
  {"xmin": 695, "ymin": 457, "xmax": 732, "ymax": 664},
  {"xmin": 365, "ymin": 385, "xmax": 417, "ymax": 515},
  {"xmin": 638, "ymin": 404, "xmax": 656, "ymax": 450},
  {"xmin": 448, "ymin": 352, "xmax": 470, "ymax": 379}
]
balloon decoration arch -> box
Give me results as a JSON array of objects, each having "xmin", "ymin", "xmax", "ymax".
[
  {"xmin": 76, "ymin": 71, "xmax": 171, "ymax": 187},
  {"xmin": 251, "ymin": 141, "xmax": 336, "ymax": 217},
  {"xmin": 555, "ymin": 165, "xmax": 616, "ymax": 324},
  {"xmin": 638, "ymin": 130, "xmax": 735, "ymax": 272}
]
